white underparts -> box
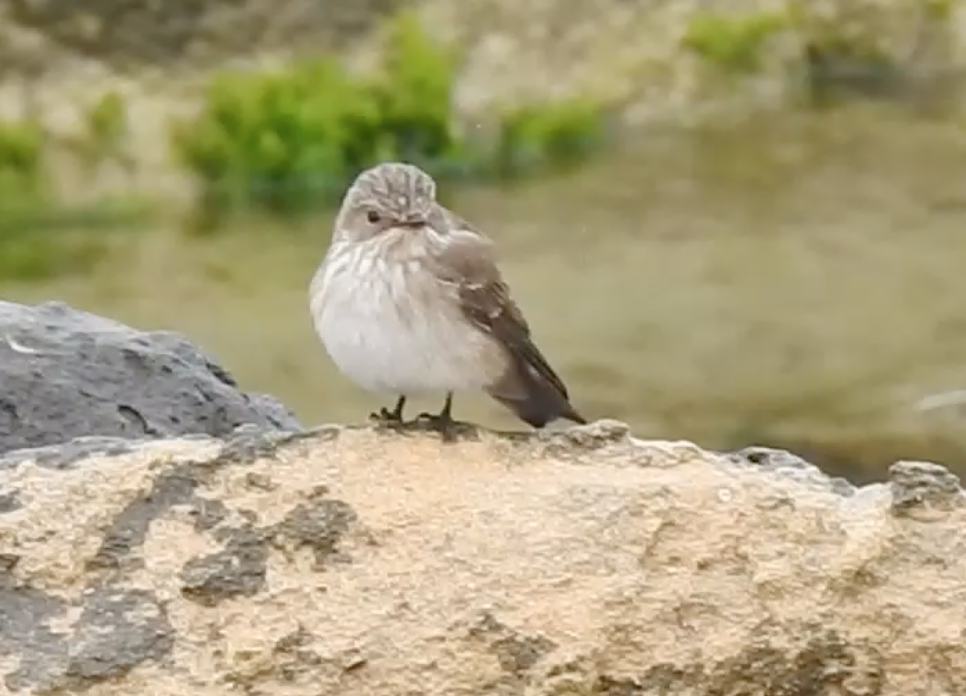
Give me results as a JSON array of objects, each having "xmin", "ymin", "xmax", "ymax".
[{"xmin": 310, "ymin": 240, "xmax": 504, "ymax": 395}]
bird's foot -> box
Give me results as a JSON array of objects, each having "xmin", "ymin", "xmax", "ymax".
[
  {"xmin": 369, "ymin": 406, "xmax": 404, "ymax": 427},
  {"xmin": 415, "ymin": 411, "xmax": 474, "ymax": 442}
]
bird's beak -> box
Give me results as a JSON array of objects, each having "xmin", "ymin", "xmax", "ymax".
[{"xmin": 398, "ymin": 218, "xmax": 428, "ymax": 230}]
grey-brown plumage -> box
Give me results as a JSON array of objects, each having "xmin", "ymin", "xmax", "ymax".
[
  {"xmin": 426, "ymin": 206, "xmax": 587, "ymax": 428},
  {"xmin": 310, "ymin": 161, "xmax": 587, "ymax": 433}
]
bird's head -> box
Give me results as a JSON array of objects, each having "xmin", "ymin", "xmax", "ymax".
[{"xmin": 333, "ymin": 162, "xmax": 438, "ymax": 244}]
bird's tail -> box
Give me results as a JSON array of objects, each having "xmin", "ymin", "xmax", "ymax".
[{"xmin": 486, "ymin": 360, "xmax": 587, "ymax": 428}]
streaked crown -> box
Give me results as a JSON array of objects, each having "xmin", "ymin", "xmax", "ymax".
[{"xmin": 342, "ymin": 162, "xmax": 437, "ymax": 222}]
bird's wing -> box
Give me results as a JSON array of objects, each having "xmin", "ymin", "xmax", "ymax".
[{"xmin": 427, "ymin": 206, "xmax": 571, "ymax": 400}]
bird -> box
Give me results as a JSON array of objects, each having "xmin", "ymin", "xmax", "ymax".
[{"xmin": 309, "ymin": 161, "xmax": 587, "ymax": 438}]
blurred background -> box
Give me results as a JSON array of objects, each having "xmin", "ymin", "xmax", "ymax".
[{"xmin": 0, "ymin": 0, "xmax": 964, "ymax": 483}]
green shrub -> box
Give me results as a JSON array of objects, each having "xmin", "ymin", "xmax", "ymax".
[
  {"xmin": 0, "ymin": 116, "xmax": 52, "ymax": 271},
  {"xmin": 80, "ymin": 90, "xmax": 130, "ymax": 170},
  {"xmin": 0, "ymin": 117, "xmax": 138, "ymax": 281},
  {"xmin": 0, "ymin": 117, "xmax": 68, "ymax": 281},
  {"xmin": 170, "ymin": 10, "xmax": 463, "ymax": 221},
  {"xmin": 369, "ymin": 11, "xmax": 462, "ymax": 173},
  {"xmin": 171, "ymin": 10, "xmax": 609, "ymax": 223},
  {"xmin": 170, "ymin": 58, "xmax": 381, "ymax": 218},
  {"xmin": 682, "ymin": 6, "xmax": 939, "ymax": 110},
  {"xmin": 492, "ymin": 98, "xmax": 606, "ymax": 180},
  {"xmin": 0, "ymin": 228, "xmax": 111, "ymax": 282},
  {"xmin": 924, "ymin": 0, "xmax": 953, "ymax": 20},
  {"xmin": 683, "ymin": 11, "xmax": 787, "ymax": 75},
  {"xmin": 0, "ymin": 118, "xmax": 45, "ymax": 203}
]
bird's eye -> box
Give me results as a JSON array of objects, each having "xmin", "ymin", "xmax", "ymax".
[{"xmin": 366, "ymin": 210, "xmax": 381, "ymax": 224}]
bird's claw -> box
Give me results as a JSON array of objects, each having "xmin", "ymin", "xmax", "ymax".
[
  {"xmin": 416, "ymin": 411, "xmax": 460, "ymax": 442},
  {"xmin": 370, "ymin": 407, "xmax": 404, "ymax": 426}
]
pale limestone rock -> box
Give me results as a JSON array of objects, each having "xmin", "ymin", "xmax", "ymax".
[{"xmin": 0, "ymin": 420, "xmax": 964, "ymax": 695}]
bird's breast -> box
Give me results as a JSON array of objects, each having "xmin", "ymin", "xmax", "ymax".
[{"xmin": 311, "ymin": 247, "xmax": 505, "ymax": 394}]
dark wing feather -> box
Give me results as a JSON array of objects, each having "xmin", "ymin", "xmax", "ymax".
[{"xmin": 429, "ymin": 207, "xmax": 571, "ymax": 400}]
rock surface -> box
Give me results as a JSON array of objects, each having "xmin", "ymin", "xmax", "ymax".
[
  {"xmin": 0, "ymin": 300, "xmax": 299, "ymax": 457},
  {"xmin": 0, "ymin": 419, "xmax": 964, "ymax": 695}
]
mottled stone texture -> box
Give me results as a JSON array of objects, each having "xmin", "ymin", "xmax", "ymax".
[{"xmin": 0, "ymin": 421, "xmax": 964, "ymax": 695}]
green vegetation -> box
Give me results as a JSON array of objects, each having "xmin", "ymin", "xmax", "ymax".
[
  {"xmin": 371, "ymin": 11, "xmax": 464, "ymax": 173},
  {"xmin": 0, "ymin": 117, "xmax": 45, "ymax": 201},
  {"xmin": 683, "ymin": 1, "xmax": 953, "ymax": 109},
  {"xmin": 683, "ymin": 11, "xmax": 787, "ymax": 75},
  {"xmin": 79, "ymin": 90, "xmax": 131, "ymax": 171},
  {"xmin": 0, "ymin": 118, "xmax": 69, "ymax": 280},
  {"xmin": 0, "ymin": 10, "xmax": 610, "ymax": 273},
  {"xmin": 0, "ymin": 101, "xmax": 154, "ymax": 281},
  {"xmin": 920, "ymin": 0, "xmax": 953, "ymax": 20},
  {"xmin": 170, "ymin": 10, "xmax": 609, "ymax": 223},
  {"xmin": 170, "ymin": 59, "xmax": 383, "ymax": 219},
  {"xmin": 493, "ymin": 100, "xmax": 606, "ymax": 181},
  {"xmin": 0, "ymin": 3, "xmax": 956, "ymax": 279}
]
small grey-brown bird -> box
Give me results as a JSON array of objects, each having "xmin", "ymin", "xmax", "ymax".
[{"xmin": 308, "ymin": 161, "xmax": 587, "ymax": 436}]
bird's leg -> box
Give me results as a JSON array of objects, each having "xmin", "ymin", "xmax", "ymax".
[
  {"xmin": 417, "ymin": 392, "xmax": 459, "ymax": 441},
  {"xmin": 387, "ymin": 396, "xmax": 407, "ymax": 422},
  {"xmin": 370, "ymin": 396, "xmax": 406, "ymax": 425}
]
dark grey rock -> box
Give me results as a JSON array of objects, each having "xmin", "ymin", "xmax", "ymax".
[
  {"xmin": 0, "ymin": 428, "xmax": 361, "ymax": 689},
  {"xmin": 889, "ymin": 460, "xmax": 964, "ymax": 517},
  {"xmin": 492, "ymin": 632, "xmax": 557, "ymax": 675},
  {"xmin": 0, "ymin": 554, "xmax": 19, "ymax": 574},
  {"xmin": 0, "ymin": 586, "xmax": 69, "ymax": 692},
  {"xmin": 88, "ymin": 465, "xmax": 227, "ymax": 574},
  {"xmin": 180, "ymin": 526, "xmax": 269, "ymax": 606},
  {"xmin": 2, "ymin": 584, "xmax": 168, "ymax": 692},
  {"xmin": 274, "ymin": 498, "xmax": 358, "ymax": 566},
  {"xmin": 0, "ymin": 300, "xmax": 300, "ymax": 459},
  {"xmin": 590, "ymin": 628, "xmax": 879, "ymax": 696},
  {"xmin": 467, "ymin": 611, "xmax": 557, "ymax": 676},
  {"xmin": 0, "ymin": 492, "xmax": 19, "ymax": 514},
  {"xmin": 63, "ymin": 588, "xmax": 173, "ymax": 687}
]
